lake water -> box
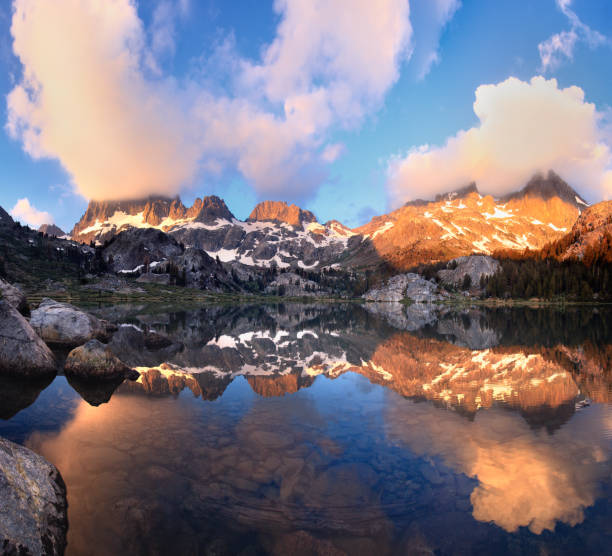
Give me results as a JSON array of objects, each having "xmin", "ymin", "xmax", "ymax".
[{"xmin": 1, "ymin": 303, "xmax": 611, "ymax": 555}]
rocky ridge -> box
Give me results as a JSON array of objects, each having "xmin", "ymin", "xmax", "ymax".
[
  {"xmin": 351, "ymin": 171, "xmax": 586, "ymax": 269},
  {"xmin": 545, "ymin": 200, "xmax": 612, "ymax": 262},
  {"xmin": 67, "ymin": 171, "xmax": 587, "ymax": 272},
  {"xmin": 71, "ymin": 196, "xmax": 358, "ymax": 272}
]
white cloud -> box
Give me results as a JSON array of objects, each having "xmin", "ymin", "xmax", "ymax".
[
  {"xmin": 387, "ymin": 76, "xmax": 612, "ymax": 205},
  {"xmin": 321, "ymin": 143, "xmax": 345, "ymax": 163},
  {"xmin": 5, "ymin": 0, "xmax": 458, "ymax": 203},
  {"xmin": 6, "ymin": 0, "xmax": 429, "ymax": 203},
  {"xmin": 538, "ymin": 30, "xmax": 578, "ymax": 72},
  {"xmin": 538, "ymin": 0, "xmax": 607, "ymax": 72},
  {"xmin": 241, "ymin": 0, "xmax": 413, "ymax": 122},
  {"xmin": 10, "ymin": 197, "xmax": 53, "ymax": 227},
  {"xmin": 409, "ymin": 0, "xmax": 461, "ymax": 80},
  {"xmin": 6, "ymin": 0, "xmax": 202, "ymax": 202}
]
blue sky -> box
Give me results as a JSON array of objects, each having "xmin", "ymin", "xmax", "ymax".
[{"xmin": 0, "ymin": 0, "xmax": 611, "ymax": 232}]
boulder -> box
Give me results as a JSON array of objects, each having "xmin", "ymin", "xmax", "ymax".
[
  {"xmin": 0, "ymin": 300, "xmax": 57, "ymax": 377},
  {"xmin": 64, "ymin": 339, "xmax": 139, "ymax": 380},
  {"xmin": 437, "ymin": 255, "xmax": 500, "ymax": 289},
  {"xmin": 0, "ymin": 437, "xmax": 68, "ymax": 556},
  {"xmin": 30, "ymin": 298, "xmax": 114, "ymax": 347},
  {"xmin": 363, "ymin": 273, "xmax": 444, "ymax": 303},
  {"xmin": 0, "ymin": 278, "xmax": 28, "ymax": 315}
]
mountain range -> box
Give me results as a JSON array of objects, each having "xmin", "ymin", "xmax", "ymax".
[
  {"xmin": 3, "ymin": 170, "xmax": 611, "ymax": 297},
  {"xmin": 65, "ymin": 171, "xmax": 591, "ymax": 273}
]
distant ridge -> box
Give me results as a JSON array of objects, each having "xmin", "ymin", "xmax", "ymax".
[
  {"xmin": 38, "ymin": 224, "xmax": 65, "ymax": 237},
  {"xmin": 64, "ymin": 170, "xmax": 591, "ymax": 270}
]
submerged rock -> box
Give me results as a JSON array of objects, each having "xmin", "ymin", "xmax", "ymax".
[
  {"xmin": 30, "ymin": 298, "xmax": 115, "ymax": 347},
  {"xmin": 0, "ymin": 300, "xmax": 57, "ymax": 377},
  {"xmin": 0, "ymin": 437, "xmax": 68, "ymax": 556},
  {"xmin": 0, "ymin": 278, "xmax": 29, "ymax": 315},
  {"xmin": 363, "ymin": 273, "xmax": 444, "ymax": 303},
  {"xmin": 64, "ymin": 339, "xmax": 139, "ymax": 381}
]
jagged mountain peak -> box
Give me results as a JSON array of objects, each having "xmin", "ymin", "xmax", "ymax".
[
  {"xmin": 500, "ymin": 170, "xmax": 588, "ymax": 208},
  {"xmin": 248, "ymin": 201, "xmax": 317, "ymax": 227},
  {"xmin": 38, "ymin": 224, "xmax": 65, "ymax": 237},
  {"xmin": 190, "ymin": 195, "xmax": 235, "ymax": 224},
  {"xmin": 435, "ymin": 182, "xmax": 479, "ymax": 202}
]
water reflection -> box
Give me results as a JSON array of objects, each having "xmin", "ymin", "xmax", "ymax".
[
  {"xmin": 385, "ymin": 398, "xmax": 611, "ymax": 534},
  {"xmin": 2, "ymin": 303, "xmax": 612, "ymax": 554},
  {"xmin": 0, "ymin": 375, "xmax": 54, "ymax": 419}
]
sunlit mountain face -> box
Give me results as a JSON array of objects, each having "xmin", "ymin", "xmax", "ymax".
[{"xmin": 2, "ymin": 303, "xmax": 611, "ymax": 554}]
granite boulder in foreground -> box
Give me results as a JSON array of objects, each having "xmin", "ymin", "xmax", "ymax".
[
  {"xmin": 0, "ymin": 300, "xmax": 56, "ymax": 377},
  {"xmin": 64, "ymin": 339, "xmax": 139, "ymax": 381},
  {"xmin": 0, "ymin": 437, "xmax": 68, "ymax": 556},
  {"xmin": 30, "ymin": 298, "xmax": 114, "ymax": 347}
]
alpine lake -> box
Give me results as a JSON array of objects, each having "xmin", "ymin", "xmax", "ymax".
[{"xmin": 2, "ymin": 301, "xmax": 611, "ymax": 555}]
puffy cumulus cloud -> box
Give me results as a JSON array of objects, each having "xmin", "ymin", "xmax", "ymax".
[
  {"xmin": 538, "ymin": 0, "xmax": 607, "ymax": 72},
  {"xmin": 408, "ymin": 0, "xmax": 461, "ymax": 80},
  {"xmin": 241, "ymin": 0, "xmax": 412, "ymax": 123},
  {"xmin": 7, "ymin": 0, "xmax": 201, "ymax": 201},
  {"xmin": 385, "ymin": 397, "xmax": 612, "ymax": 534},
  {"xmin": 387, "ymin": 76, "xmax": 612, "ymax": 205},
  {"xmin": 10, "ymin": 197, "xmax": 53, "ymax": 227},
  {"xmin": 8, "ymin": 0, "xmax": 451, "ymax": 202}
]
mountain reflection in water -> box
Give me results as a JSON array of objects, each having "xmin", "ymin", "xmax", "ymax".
[{"xmin": 2, "ymin": 303, "xmax": 612, "ymax": 555}]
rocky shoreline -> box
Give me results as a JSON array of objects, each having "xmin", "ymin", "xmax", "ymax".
[{"xmin": 0, "ymin": 281, "xmax": 143, "ymax": 555}]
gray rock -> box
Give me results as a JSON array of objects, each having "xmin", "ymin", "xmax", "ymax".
[
  {"xmin": 0, "ymin": 437, "xmax": 68, "ymax": 556},
  {"xmin": 437, "ymin": 255, "xmax": 500, "ymax": 288},
  {"xmin": 103, "ymin": 227, "xmax": 184, "ymax": 273},
  {"xmin": 0, "ymin": 278, "xmax": 28, "ymax": 314},
  {"xmin": 264, "ymin": 272, "xmax": 321, "ymax": 297},
  {"xmin": 30, "ymin": 298, "xmax": 113, "ymax": 347},
  {"xmin": 136, "ymin": 272, "xmax": 171, "ymax": 285},
  {"xmin": 363, "ymin": 273, "xmax": 444, "ymax": 303},
  {"xmin": 64, "ymin": 339, "xmax": 139, "ymax": 380},
  {"xmin": 0, "ymin": 300, "xmax": 56, "ymax": 377}
]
